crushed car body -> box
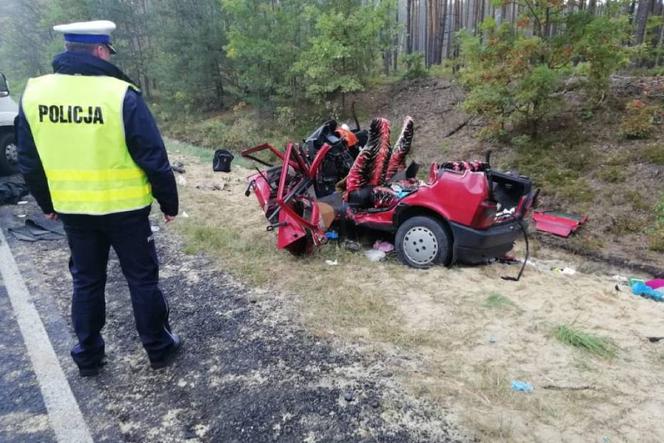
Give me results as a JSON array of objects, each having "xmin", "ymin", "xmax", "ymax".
[{"xmin": 242, "ymin": 116, "xmax": 537, "ymax": 269}]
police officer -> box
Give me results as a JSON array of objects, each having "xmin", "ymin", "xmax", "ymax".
[{"xmin": 16, "ymin": 21, "xmax": 182, "ymax": 376}]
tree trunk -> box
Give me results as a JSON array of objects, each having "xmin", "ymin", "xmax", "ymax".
[
  {"xmin": 446, "ymin": 0, "xmax": 454, "ymax": 58},
  {"xmin": 656, "ymin": 9, "xmax": 664, "ymax": 65},
  {"xmin": 407, "ymin": 0, "xmax": 413, "ymax": 54},
  {"xmin": 438, "ymin": 0, "xmax": 448, "ymax": 63},
  {"xmin": 634, "ymin": 0, "xmax": 651, "ymax": 44},
  {"xmin": 589, "ymin": 0, "xmax": 598, "ymax": 15},
  {"xmin": 393, "ymin": 4, "xmax": 399, "ymax": 71}
]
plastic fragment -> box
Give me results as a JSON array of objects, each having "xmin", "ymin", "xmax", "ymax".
[
  {"xmin": 631, "ymin": 282, "xmax": 664, "ymax": 302},
  {"xmin": 365, "ymin": 249, "xmax": 386, "ymax": 262},
  {"xmin": 372, "ymin": 240, "xmax": 394, "ymax": 253},
  {"xmin": 511, "ymin": 380, "xmax": 534, "ymax": 393}
]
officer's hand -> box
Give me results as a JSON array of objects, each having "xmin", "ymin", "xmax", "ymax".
[
  {"xmin": 45, "ymin": 213, "xmax": 58, "ymax": 221},
  {"xmin": 164, "ymin": 215, "xmax": 176, "ymax": 224}
]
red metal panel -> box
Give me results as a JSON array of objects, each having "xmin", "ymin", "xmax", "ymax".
[{"xmin": 532, "ymin": 211, "xmax": 587, "ymax": 237}]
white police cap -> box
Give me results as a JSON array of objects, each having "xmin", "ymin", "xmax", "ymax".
[{"xmin": 53, "ymin": 20, "xmax": 117, "ymax": 54}]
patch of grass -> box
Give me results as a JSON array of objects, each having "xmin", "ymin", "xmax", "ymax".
[
  {"xmin": 567, "ymin": 233, "xmax": 605, "ymax": 254},
  {"xmin": 607, "ymin": 214, "xmax": 649, "ymax": 235},
  {"xmin": 178, "ymin": 222, "xmax": 275, "ymax": 285},
  {"xmin": 605, "ymin": 150, "xmax": 639, "ymax": 166},
  {"xmin": 484, "ymin": 292, "xmax": 517, "ymax": 309},
  {"xmin": 596, "ymin": 165, "xmax": 626, "ymax": 183},
  {"xmin": 626, "ymin": 190, "xmax": 651, "ymax": 212},
  {"xmin": 554, "ymin": 325, "xmax": 617, "ymax": 359},
  {"xmin": 643, "ymin": 143, "xmax": 664, "ymax": 165},
  {"xmin": 512, "ymin": 139, "xmax": 595, "ymax": 205},
  {"xmin": 165, "ymin": 138, "xmax": 214, "ymax": 163},
  {"xmin": 648, "ymin": 226, "xmax": 664, "ymax": 252}
]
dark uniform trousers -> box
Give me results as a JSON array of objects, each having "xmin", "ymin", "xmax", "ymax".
[{"xmin": 60, "ymin": 206, "xmax": 175, "ymax": 368}]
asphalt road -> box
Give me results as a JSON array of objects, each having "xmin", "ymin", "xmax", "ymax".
[{"xmin": 0, "ymin": 191, "xmax": 459, "ymax": 443}]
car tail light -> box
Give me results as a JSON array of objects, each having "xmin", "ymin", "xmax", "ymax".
[
  {"xmin": 516, "ymin": 189, "xmax": 539, "ymax": 218},
  {"xmin": 473, "ymin": 200, "xmax": 497, "ymax": 229}
]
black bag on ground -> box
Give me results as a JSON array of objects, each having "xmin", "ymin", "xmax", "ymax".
[{"xmin": 213, "ymin": 149, "xmax": 234, "ymax": 172}]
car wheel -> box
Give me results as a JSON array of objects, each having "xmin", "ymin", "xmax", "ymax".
[
  {"xmin": 396, "ymin": 215, "xmax": 452, "ymax": 268},
  {"xmin": 0, "ymin": 132, "xmax": 18, "ymax": 175}
]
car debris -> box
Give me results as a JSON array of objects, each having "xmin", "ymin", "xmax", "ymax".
[
  {"xmin": 172, "ymin": 161, "xmax": 186, "ymax": 174},
  {"xmin": 532, "ymin": 211, "xmax": 588, "ymax": 237},
  {"xmin": 365, "ymin": 249, "xmax": 386, "ymax": 262},
  {"xmin": 8, "ymin": 216, "xmax": 65, "ymax": 242},
  {"xmin": 373, "ymin": 240, "xmax": 394, "ymax": 253},
  {"xmin": 631, "ymin": 281, "xmax": 664, "ymax": 301},
  {"xmin": 511, "ymin": 380, "xmax": 534, "ymax": 393},
  {"xmin": 213, "ymin": 149, "xmax": 234, "ymax": 172},
  {"xmin": 0, "ymin": 179, "xmax": 28, "ymax": 205}
]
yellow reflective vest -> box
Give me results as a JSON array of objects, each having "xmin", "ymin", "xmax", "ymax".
[{"xmin": 22, "ymin": 74, "xmax": 153, "ymax": 215}]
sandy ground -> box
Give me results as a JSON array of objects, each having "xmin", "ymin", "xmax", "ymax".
[{"xmin": 168, "ymin": 140, "xmax": 664, "ymax": 443}]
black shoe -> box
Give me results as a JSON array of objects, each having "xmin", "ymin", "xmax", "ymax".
[
  {"xmin": 78, "ymin": 358, "xmax": 106, "ymax": 377},
  {"xmin": 150, "ymin": 334, "xmax": 183, "ymax": 370}
]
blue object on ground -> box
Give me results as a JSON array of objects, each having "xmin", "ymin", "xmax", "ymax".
[
  {"xmin": 511, "ymin": 380, "xmax": 534, "ymax": 393},
  {"xmin": 631, "ymin": 282, "xmax": 664, "ymax": 302},
  {"xmin": 325, "ymin": 231, "xmax": 339, "ymax": 240}
]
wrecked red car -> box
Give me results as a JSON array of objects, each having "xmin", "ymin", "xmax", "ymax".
[{"xmin": 242, "ymin": 117, "xmax": 536, "ymax": 269}]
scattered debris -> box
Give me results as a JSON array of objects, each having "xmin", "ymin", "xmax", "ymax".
[
  {"xmin": 213, "ymin": 149, "xmax": 234, "ymax": 172},
  {"xmin": 372, "ymin": 240, "xmax": 394, "ymax": 253},
  {"xmin": 343, "ymin": 391, "xmax": 354, "ymax": 402},
  {"xmin": 325, "ymin": 260, "xmax": 338, "ymax": 266},
  {"xmin": 0, "ymin": 181, "xmax": 29, "ymax": 206},
  {"xmin": 552, "ymin": 266, "xmax": 576, "ymax": 276},
  {"xmin": 532, "ymin": 211, "xmax": 588, "ymax": 238},
  {"xmin": 211, "ymin": 183, "xmax": 225, "ymax": 191},
  {"xmin": 646, "ymin": 337, "xmax": 664, "ymax": 343},
  {"xmin": 325, "ymin": 230, "xmax": 339, "ymax": 240},
  {"xmin": 631, "ymin": 282, "xmax": 664, "ymax": 302},
  {"xmin": 488, "ymin": 336, "xmax": 497, "ymax": 344},
  {"xmin": 177, "ymin": 175, "xmax": 187, "ymax": 185},
  {"xmin": 498, "ymin": 254, "xmax": 519, "ymax": 264},
  {"xmin": 511, "ymin": 380, "xmax": 534, "ymax": 393},
  {"xmin": 342, "ymin": 240, "xmax": 361, "ymax": 252},
  {"xmin": 8, "ymin": 217, "xmax": 65, "ymax": 242},
  {"xmin": 172, "ymin": 161, "xmax": 186, "ymax": 174},
  {"xmin": 646, "ymin": 279, "xmax": 664, "ymax": 290},
  {"xmin": 182, "ymin": 211, "xmax": 190, "ymax": 218},
  {"xmin": 365, "ymin": 249, "xmax": 386, "ymax": 262}
]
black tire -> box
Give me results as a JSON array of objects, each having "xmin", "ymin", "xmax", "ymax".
[
  {"xmin": 395, "ymin": 215, "xmax": 452, "ymax": 269},
  {"xmin": 0, "ymin": 132, "xmax": 18, "ymax": 176}
]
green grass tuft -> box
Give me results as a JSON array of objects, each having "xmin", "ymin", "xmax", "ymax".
[
  {"xmin": 484, "ymin": 292, "xmax": 517, "ymax": 309},
  {"xmin": 643, "ymin": 143, "xmax": 664, "ymax": 165},
  {"xmin": 554, "ymin": 325, "xmax": 617, "ymax": 359}
]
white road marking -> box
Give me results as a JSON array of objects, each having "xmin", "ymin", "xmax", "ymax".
[{"xmin": 0, "ymin": 229, "xmax": 93, "ymax": 443}]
